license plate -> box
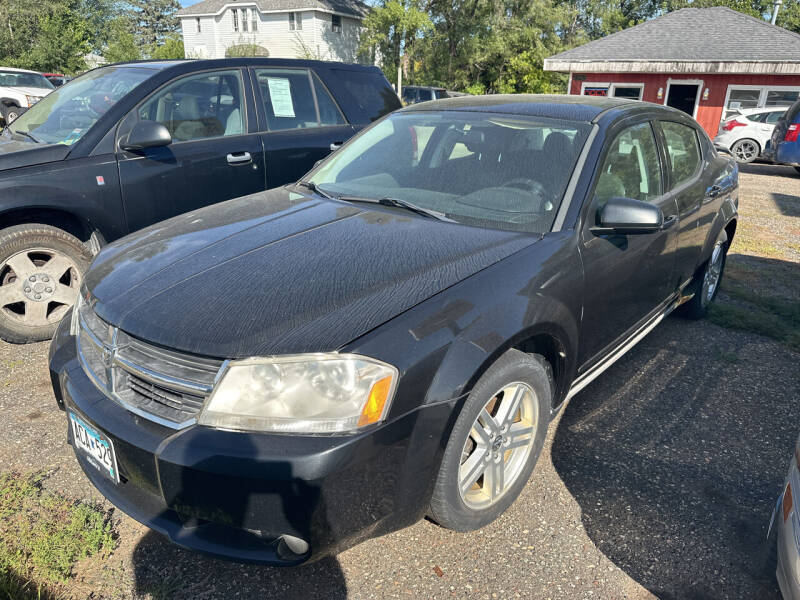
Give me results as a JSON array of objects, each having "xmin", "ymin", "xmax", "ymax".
[{"xmin": 69, "ymin": 412, "xmax": 119, "ymax": 483}]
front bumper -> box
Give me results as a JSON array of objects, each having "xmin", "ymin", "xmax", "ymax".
[{"xmin": 49, "ymin": 320, "xmax": 458, "ymax": 565}]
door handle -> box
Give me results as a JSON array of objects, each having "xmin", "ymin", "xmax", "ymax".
[
  {"xmin": 707, "ymin": 185, "xmax": 723, "ymax": 198},
  {"xmin": 227, "ymin": 152, "xmax": 252, "ymax": 165},
  {"xmin": 329, "ymin": 142, "xmax": 342, "ymax": 151},
  {"xmin": 660, "ymin": 215, "xmax": 678, "ymax": 231}
]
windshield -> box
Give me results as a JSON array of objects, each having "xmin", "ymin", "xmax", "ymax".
[
  {"xmin": 0, "ymin": 70, "xmax": 53, "ymax": 90},
  {"xmin": 309, "ymin": 111, "xmax": 591, "ymax": 233},
  {"xmin": 8, "ymin": 66, "xmax": 153, "ymax": 146}
]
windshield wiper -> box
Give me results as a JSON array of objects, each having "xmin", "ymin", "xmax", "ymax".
[
  {"xmin": 11, "ymin": 129, "xmax": 39, "ymax": 143},
  {"xmin": 295, "ymin": 180, "xmax": 334, "ymax": 201},
  {"xmin": 338, "ymin": 195, "xmax": 454, "ymax": 222}
]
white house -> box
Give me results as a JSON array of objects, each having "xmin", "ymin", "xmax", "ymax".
[{"xmin": 176, "ymin": 0, "xmax": 369, "ymax": 62}]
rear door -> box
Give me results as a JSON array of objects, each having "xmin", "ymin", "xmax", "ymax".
[
  {"xmin": 320, "ymin": 67, "xmax": 402, "ymax": 132},
  {"xmin": 117, "ymin": 68, "xmax": 265, "ymax": 232},
  {"xmin": 251, "ymin": 67, "xmax": 353, "ymax": 188},
  {"xmin": 578, "ymin": 119, "xmax": 678, "ymax": 369},
  {"xmin": 656, "ymin": 120, "xmax": 712, "ymax": 286}
]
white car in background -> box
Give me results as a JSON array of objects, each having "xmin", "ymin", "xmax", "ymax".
[
  {"xmin": 714, "ymin": 106, "xmax": 787, "ymax": 164},
  {"xmin": 0, "ymin": 67, "xmax": 55, "ymax": 125}
]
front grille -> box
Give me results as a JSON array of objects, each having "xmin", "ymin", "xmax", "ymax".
[{"xmin": 76, "ymin": 300, "xmax": 224, "ymax": 428}]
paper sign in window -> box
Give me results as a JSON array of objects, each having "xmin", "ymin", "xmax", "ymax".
[{"xmin": 267, "ymin": 78, "xmax": 295, "ymax": 117}]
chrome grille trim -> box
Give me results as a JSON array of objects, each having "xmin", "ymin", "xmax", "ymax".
[{"xmin": 75, "ymin": 305, "xmax": 224, "ymax": 430}]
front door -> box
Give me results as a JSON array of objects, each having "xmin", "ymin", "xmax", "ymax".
[
  {"xmin": 117, "ymin": 68, "xmax": 266, "ymax": 233},
  {"xmin": 666, "ymin": 84, "xmax": 699, "ymax": 117},
  {"xmin": 251, "ymin": 67, "xmax": 354, "ymax": 188},
  {"xmin": 578, "ymin": 120, "xmax": 679, "ymax": 370}
]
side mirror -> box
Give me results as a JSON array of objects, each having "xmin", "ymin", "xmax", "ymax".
[
  {"xmin": 120, "ymin": 120, "xmax": 172, "ymax": 151},
  {"xmin": 592, "ymin": 197, "xmax": 664, "ymax": 235}
]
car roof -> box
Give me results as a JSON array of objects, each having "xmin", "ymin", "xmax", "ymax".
[
  {"xmin": 104, "ymin": 58, "xmax": 385, "ymax": 74},
  {"xmin": 400, "ymin": 94, "xmax": 642, "ymax": 122},
  {"xmin": 737, "ymin": 106, "xmax": 788, "ymax": 114},
  {"xmin": 0, "ymin": 66, "xmax": 42, "ymax": 74}
]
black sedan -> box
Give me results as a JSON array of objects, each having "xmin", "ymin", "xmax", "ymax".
[{"xmin": 49, "ymin": 95, "xmax": 739, "ymax": 565}]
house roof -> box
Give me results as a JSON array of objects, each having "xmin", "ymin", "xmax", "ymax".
[
  {"xmin": 544, "ymin": 7, "xmax": 800, "ymax": 75},
  {"xmin": 176, "ymin": 0, "xmax": 369, "ymax": 19}
]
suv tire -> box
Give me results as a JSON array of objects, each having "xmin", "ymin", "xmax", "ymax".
[
  {"xmin": 1, "ymin": 104, "xmax": 20, "ymax": 125},
  {"xmin": 429, "ymin": 349, "xmax": 551, "ymax": 531},
  {"xmin": 0, "ymin": 224, "xmax": 91, "ymax": 343}
]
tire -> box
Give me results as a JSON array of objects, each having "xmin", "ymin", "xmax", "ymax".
[
  {"xmin": 794, "ymin": 166, "xmax": 800, "ymax": 176},
  {"xmin": 1, "ymin": 104, "xmax": 20, "ymax": 125},
  {"xmin": 0, "ymin": 224, "xmax": 91, "ymax": 343},
  {"xmin": 677, "ymin": 237, "xmax": 728, "ymax": 320},
  {"xmin": 730, "ymin": 138, "xmax": 760, "ymax": 164},
  {"xmin": 429, "ymin": 349, "xmax": 552, "ymax": 531}
]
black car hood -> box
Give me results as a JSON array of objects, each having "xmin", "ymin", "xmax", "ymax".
[
  {"xmin": 86, "ymin": 188, "xmax": 536, "ymax": 358},
  {"xmin": 0, "ymin": 135, "xmax": 70, "ymax": 171}
]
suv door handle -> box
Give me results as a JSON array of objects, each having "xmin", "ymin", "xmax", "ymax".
[
  {"xmin": 227, "ymin": 152, "xmax": 252, "ymax": 165},
  {"xmin": 707, "ymin": 185, "xmax": 723, "ymax": 198},
  {"xmin": 329, "ymin": 142, "xmax": 342, "ymax": 151}
]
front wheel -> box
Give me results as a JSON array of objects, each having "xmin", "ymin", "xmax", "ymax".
[
  {"xmin": 677, "ymin": 238, "xmax": 727, "ymax": 320},
  {"xmin": 429, "ymin": 349, "xmax": 551, "ymax": 531},
  {"xmin": 1, "ymin": 104, "xmax": 20, "ymax": 125},
  {"xmin": 0, "ymin": 224, "xmax": 91, "ymax": 343}
]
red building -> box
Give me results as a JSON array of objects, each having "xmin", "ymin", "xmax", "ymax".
[{"xmin": 544, "ymin": 7, "xmax": 800, "ymax": 138}]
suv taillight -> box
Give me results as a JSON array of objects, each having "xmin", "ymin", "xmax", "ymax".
[
  {"xmin": 785, "ymin": 124, "xmax": 800, "ymax": 142},
  {"xmin": 722, "ymin": 119, "xmax": 747, "ymax": 131}
]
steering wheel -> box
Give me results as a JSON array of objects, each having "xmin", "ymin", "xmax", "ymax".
[{"xmin": 501, "ymin": 178, "xmax": 554, "ymax": 212}]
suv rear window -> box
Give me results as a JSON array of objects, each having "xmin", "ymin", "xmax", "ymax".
[{"xmin": 327, "ymin": 69, "xmax": 401, "ymax": 123}]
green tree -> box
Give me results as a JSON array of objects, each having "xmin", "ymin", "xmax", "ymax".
[
  {"xmin": 777, "ymin": 0, "xmax": 800, "ymax": 33},
  {"xmin": 150, "ymin": 35, "xmax": 185, "ymax": 59},
  {"xmin": 103, "ymin": 17, "xmax": 141, "ymax": 63},
  {"xmin": 26, "ymin": 5, "xmax": 90, "ymax": 74},
  {"xmin": 125, "ymin": 0, "xmax": 181, "ymax": 47},
  {"xmin": 360, "ymin": 0, "xmax": 432, "ymax": 89}
]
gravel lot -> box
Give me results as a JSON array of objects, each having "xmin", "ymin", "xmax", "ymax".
[{"xmin": 1, "ymin": 164, "xmax": 798, "ymax": 599}]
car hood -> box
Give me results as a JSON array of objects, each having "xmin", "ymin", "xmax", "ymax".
[
  {"xmin": 0, "ymin": 134, "xmax": 70, "ymax": 170},
  {"xmin": 8, "ymin": 86, "xmax": 51, "ymax": 97},
  {"xmin": 86, "ymin": 188, "xmax": 537, "ymax": 358}
]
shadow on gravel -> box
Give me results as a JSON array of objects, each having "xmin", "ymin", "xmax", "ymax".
[
  {"xmin": 738, "ymin": 162, "xmax": 798, "ymax": 178},
  {"xmin": 552, "ymin": 317, "xmax": 797, "ymax": 600},
  {"xmin": 132, "ymin": 533, "xmax": 347, "ymax": 599}
]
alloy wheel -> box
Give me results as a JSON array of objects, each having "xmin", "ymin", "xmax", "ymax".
[
  {"xmin": 701, "ymin": 242, "xmax": 724, "ymax": 307},
  {"xmin": 0, "ymin": 247, "xmax": 81, "ymax": 327},
  {"xmin": 459, "ymin": 382, "xmax": 538, "ymax": 509},
  {"xmin": 732, "ymin": 140, "xmax": 758, "ymax": 162}
]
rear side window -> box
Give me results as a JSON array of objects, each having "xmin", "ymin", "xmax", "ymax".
[
  {"xmin": 255, "ymin": 68, "xmax": 345, "ymax": 131},
  {"xmin": 327, "ymin": 69, "xmax": 402, "ymax": 123},
  {"xmin": 766, "ymin": 111, "xmax": 784, "ymax": 124},
  {"xmin": 660, "ymin": 121, "xmax": 701, "ymax": 189},
  {"xmin": 748, "ymin": 113, "xmax": 769, "ymax": 123}
]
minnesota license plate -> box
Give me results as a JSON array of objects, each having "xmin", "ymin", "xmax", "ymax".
[{"xmin": 69, "ymin": 412, "xmax": 119, "ymax": 483}]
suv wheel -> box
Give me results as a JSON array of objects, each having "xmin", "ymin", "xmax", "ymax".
[
  {"xmin": 1, "ymin": 104, "xmax": 20, "ymax": 125},
  {"xmin": 429, "ymin": 349, "xmax": 551, "ymax": 531},
  {"xmin": 0, "ymin": 225, "xmax": 91, "ymax": 343},
  {"xmin": 677, "ymin": 238, "xmax": 727, "ymax": 320},
  {"xmin": 731, "ymin": 138, "xmax": 760, "ymax": 163}
]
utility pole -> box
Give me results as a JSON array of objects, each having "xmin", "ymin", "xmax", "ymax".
[{"xmin": 772, "ymin": 0, "xmax": 783, "ymax": 25}]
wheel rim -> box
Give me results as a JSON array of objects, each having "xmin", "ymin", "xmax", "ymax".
[
  {"xmin": 733, "ymin": 140, "xmax": 757, "ymax": 162},
  {"xmin": 458, "ymin": 382, "xmax": 538, "ymax": 509},
  {"xmin": 0, "ymin": 247, "xmax": 81, "ymax": 327},
  {"xmin": 701, "ymin": 242, "xmax": 724, "ymax": 307}
]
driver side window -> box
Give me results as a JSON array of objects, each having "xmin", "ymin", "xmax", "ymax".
[{"xmin": 595, "ymin": 122, "xmax": 662, "ymax": 207}]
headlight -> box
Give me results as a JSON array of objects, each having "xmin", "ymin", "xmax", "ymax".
[
  {"xmin": 198, "ymin": 354, "xmax": 398, "ymax": 434},
  {"xmin": 25, "ymin": 95, "xmax": 42, "ymax": 106}
]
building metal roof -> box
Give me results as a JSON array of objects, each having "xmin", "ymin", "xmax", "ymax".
[
  {"xmin": 544, "ymin": 7, "xmax": 800, "ymax": 75},
  {"xmin": 177, "ymin": 0, "xmax": 369, "ymax": 19}
]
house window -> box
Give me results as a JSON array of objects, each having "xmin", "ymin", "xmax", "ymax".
[
  {"xmin": 612, "ymin": 85, "xmax": 643, "ymax": 100},
  {"xmin": 332, "ymin": 14, "xmax": 341, "ymax": 33},
  {"xmin": 232, "ymin": 8, "xmax": 238, "ymax": 32},
  {"xmin": 724, "ymin": 86, "xmax": 800, "ymax": 119},
  {"xmin": 580, "ymin": 82, "xmax": 643, "ymax": 100},
  {"xmin": 289, "ymin": 12, "xmax": 297, "ymax": 30},
  {"xmin": 196, "ymin": 18, "xmax": 201, "ymax": 33},
  {"xmin": 583, "ymin": 85, "xmax": 608, "ymax": 97},
  {"xmin": 242, "ymin": 9, "xmax": 249, "ymax": 32},
  {"xmin": 252, "ymin": 10, "xmax": 258, "ymax": 31}
]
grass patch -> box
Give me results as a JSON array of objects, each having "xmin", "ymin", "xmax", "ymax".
[{"xmin": 0, "ymin": 471, "xmax": 116, "ymax": 599}]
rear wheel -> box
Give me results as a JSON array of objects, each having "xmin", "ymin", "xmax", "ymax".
[
  {"xmin": 731, "ymin": 138, "xmax": 760, "ymax": 163},
  {"xmin": 0, "ymin": 224, "xmax": 91, "ymax": 343},
  {"xmin": 429, "ymin": 349, "xmax": 551, "ymax": 531},
  {"xmin": 677, "ymin": 238, "xmax": 727, "ymax": 320},
  {"xmin": 794, "ymin": 166, "xmax": 800, "ymax": 175}
]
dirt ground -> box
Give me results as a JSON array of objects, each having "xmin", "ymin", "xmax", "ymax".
[{"xmin": 0, "ymin": 163, "xmax": 798, "ymax": 599}]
